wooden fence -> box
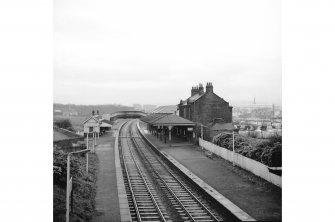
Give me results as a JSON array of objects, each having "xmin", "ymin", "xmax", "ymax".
[{"xmin": 199, "ymin": 138, "xmax": 281, "ymax": 187}]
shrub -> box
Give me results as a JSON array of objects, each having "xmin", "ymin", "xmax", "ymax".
[
  {"xmin": 213, "ymin": 133, "xmax": 282, "ymax": 167},
  {"xmin": 54, "ymin": 119, "xmax": 74, "ymax": 131},
  {"xmin": 53, "ymin": 147, "xmax": 98, "ymax": 222}
]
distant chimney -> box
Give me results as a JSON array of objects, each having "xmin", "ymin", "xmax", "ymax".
[
  {"xmin": 194, "ymin": 86, "xmax": 199, "ymax": 95},
  {"xmin": 97, "ymin": 110, "xmax": 99, "ymax": 115},
  {"xmin": 92, "ymin": 110, "xmax": 95, "ymax": 116},
  {"xmin": 199, "ymin": 83, "xmax": 204, "ymax": 94},
  {"xmin": 206, "ymin": 82, "xmax": 213, "ymax": 93},
  {"xmin": 191, "ymin": 87, "xmax": 195, "ymax": 96}
]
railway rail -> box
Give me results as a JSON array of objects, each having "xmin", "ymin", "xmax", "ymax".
[{"xmin": 119, "ymin": 119, "xmax": 239, "ymax": 221}]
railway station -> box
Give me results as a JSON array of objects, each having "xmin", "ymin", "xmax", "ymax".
[
  {"xmin": 89, "ymin": 118, "xmax": 281, "ymax": 222},
  {"xmin": 55, "ymin": 83, "xmax": 281, "ymax": 222},
  {"xmin": 81, "ymin": 83, "xmax": 282, "ymax": 222}
]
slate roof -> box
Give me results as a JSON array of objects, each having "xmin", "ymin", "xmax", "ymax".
[
  {"xmin": 82, "ymin": 116, "xmax": 100, "ymax": 124},
  {"xmin": 151, "ymin": 105, "xmax": 178, "ymax": 114},
  {"xmin": 141, "ymin": 113, "xmax": 195, "ymax": 126},
  {"xmin": 180, "ymin": 93, "xmax": 204, "ymax": 105},
  {"xmin": 210, "ymin": 122, "xmax": 235, "ymax": 131},
  {"xmin": 151, "ymin": 114, "xmax": 195, "ymax": 126},
  {"xmin": 140, "ymin": 113, "xmax": 170, "ymax": 124},
  {"xmin": 101, "ymin": 119, "xmax": 113, "ymax": 125}
]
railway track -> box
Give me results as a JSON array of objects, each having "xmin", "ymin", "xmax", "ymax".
[{"xmin": 119, "ymin": 120, "xmax": 238, "ymax": 221}]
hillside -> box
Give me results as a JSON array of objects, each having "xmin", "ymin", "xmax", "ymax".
[{"xmin": 53, "ymin": 103, "xmax": 135, "ymax": 116}]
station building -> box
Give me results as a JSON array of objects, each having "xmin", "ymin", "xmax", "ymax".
[
  {"xmin": 141, "ymin": 113, "xmax": 196, "ymax": 146},
  {"xmin": 178, "ymin": 82, "xmax": 235, "ymax": 140},
  {"xmin": 83, "ymin": 113, "xmax": 113, "ymax": 137}
]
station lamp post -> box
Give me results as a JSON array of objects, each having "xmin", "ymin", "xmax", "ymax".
[{"xmin": 168, "ymin": 125, "xmax": 173, "ymax": 147}]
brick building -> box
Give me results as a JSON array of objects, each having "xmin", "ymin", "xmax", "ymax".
[{"xmin": 178, "ymin": 82, "xmax": 234, "ymax": 139}]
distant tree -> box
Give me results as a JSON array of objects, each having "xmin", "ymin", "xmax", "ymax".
[{"xmin": 54, "ymin": 119, "xmax": 73, "ymax": 131}]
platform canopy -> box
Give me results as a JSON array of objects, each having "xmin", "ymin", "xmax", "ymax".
[
  {"xmin": 141, "ymin": 113, "xmax": 195, "ymax": 127},
  {"xmin": 140, "ymin": 113, "xmax": 170, "ymax": 124}
]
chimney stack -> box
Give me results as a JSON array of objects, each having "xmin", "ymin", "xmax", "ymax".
[
  {"xmin": 92, "ymin": 110, "xmax": 95, "ymax": 116},
  {"xmin": 97, "ymin": 110, "xmax": 99, "ymax": 115},
  {"xmin": 206, "ymin": 82, "xmax": 213, "ymax": 93},
  {"xmin": 191, "ymin": 85, "xmax": 200, "ymax": 96},
  {"xmin": 191, "ymin": 87, "xmax": 195, "ymax": 96},
  {"xmin": 199, "ymin": 83, "xmax": 204, "ymax": 94},
  {"xmin": 194, "ymin": 85, "xmax": 199, "ymax": 95}
]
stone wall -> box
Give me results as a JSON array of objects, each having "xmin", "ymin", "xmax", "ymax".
[
  {"xmin": 54, "ymin": 127, "xmax": 80, "ymax": 138},
  {"xmin": 192, "ymin": 92, "xmax": 232, "ymax": 125},
  {"xmin": 53, "ymin": 137, "xmax": 84, "ymax": 153}
]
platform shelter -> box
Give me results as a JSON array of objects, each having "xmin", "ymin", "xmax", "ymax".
[{"xmin": 141, "ymin": 113, "xmax": 196, "ymax": 146}]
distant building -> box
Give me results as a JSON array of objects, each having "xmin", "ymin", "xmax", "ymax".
[
  {"xmin": 178, "ymin": 82, "xmax": 233, "ymax": 126},
  {"xmin": 83, "ymin": 116, "xmax": 100, "ymax": 135},
  {"xmin": 54, "ymin": 109, "xmax": 62, "ymax": 115},
  {"xmin": 69, "ymin": 112, "xmax": 78, "ymax": 116},
  {"xmin": 83, "ymin": 114, "xmax": 113, "ymax": 136}
]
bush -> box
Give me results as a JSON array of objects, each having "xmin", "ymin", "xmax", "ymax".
[
  {"xmin": 213, "ymin": 133, "xmax": 282, "ymax": 167},
  {"xmin": 53, "ymin": 147, "xmax": 98, "ymax": 222},
  {"xmin": 54, "ymin": 119, "xmax": 74, "ymax": 131}
]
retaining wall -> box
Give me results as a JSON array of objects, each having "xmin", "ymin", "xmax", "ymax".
[
  {"xmin": 199, "ymin": 138, "xmax": 282, "ymax": 188},
  {"xmin": 53, "ymin": 137, "xmax": 84, "ymax": 152},
  {"xmin": 54, "ymin": 127, "xmax": 81, "ymax": 138}
]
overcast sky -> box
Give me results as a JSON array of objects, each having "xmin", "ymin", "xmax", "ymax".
[{"xmin": 54, "ymin": 0, "xmax": 281, "ymax": 106}]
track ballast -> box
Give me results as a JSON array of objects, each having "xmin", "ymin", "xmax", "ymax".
[{"xmin": 119, "ymin": 119, "xmax": 239, "ymax": 222}]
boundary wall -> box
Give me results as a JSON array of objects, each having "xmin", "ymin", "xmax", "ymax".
[{"xmin": 199, "ymin": 138, "xmax": 282, "ymax": 188}]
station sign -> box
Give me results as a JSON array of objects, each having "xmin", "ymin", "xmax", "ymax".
[{"xmin": 187, "ymin": 128, "xmax": 193, "ymax": 131}]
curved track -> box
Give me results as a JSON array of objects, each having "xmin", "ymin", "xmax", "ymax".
[{"xmin": 119, "ymin": 119, "xmax": 238, "ymax": 221}]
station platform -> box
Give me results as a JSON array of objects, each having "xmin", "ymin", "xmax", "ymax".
[
  {"xmin": 91, "ymin": 124, "xmax": 122, "ymax": 222},
  {"xmin": 139, "ymin": 122, "xmax": 282, "ymax": 221}
]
